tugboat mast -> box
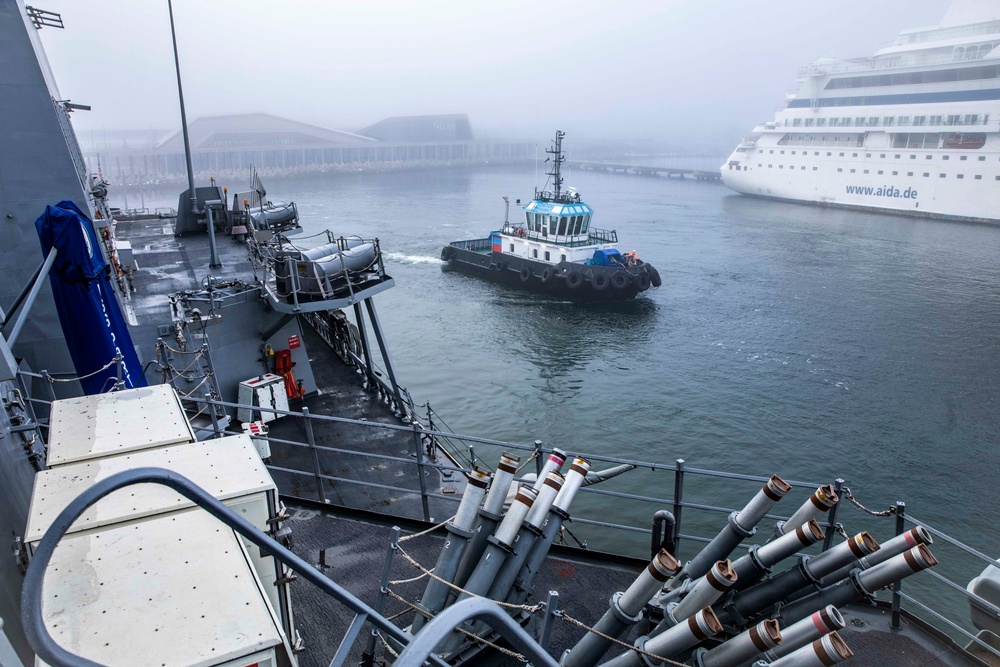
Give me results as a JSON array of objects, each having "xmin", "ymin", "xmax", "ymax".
[{"xmin": 545, "ymin": 130, "xmax": 565, "ymax": 200}]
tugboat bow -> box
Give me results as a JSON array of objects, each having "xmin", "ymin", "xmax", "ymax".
[{"xmin": 441, "ymin": 131, "xmax": 661, "ymax": 302}]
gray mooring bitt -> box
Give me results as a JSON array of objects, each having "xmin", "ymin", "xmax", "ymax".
[
  {"xmin": 410, "ymin": 468, "xmax": 491, "ymax": 634},
  {"xmin": 777, "ymin": 544, "xmax": 938, "ymax": 628},
  {"xmin": 560, "ymin": 549, "xmax": 681, "ymax": 667},
  {"xmin": 678, "ymin": 476, "xmax": 792, "ymax": 588}
]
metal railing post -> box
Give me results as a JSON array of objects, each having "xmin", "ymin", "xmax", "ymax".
[
  {"xmin": 362, "ymin": 526, "xmax": 401, "ymax": 667},
  {"xmin": 413, "ymin": 421, "xmax": 431, "ymax": 522},
  {"xmin": 673, "ymin": 459, "xmax": 685, "ymax": 555},
  {"xmin": 538, "ymin": 590, "xmax": 559, "ymax": 650},
  {"xmin": 823, "ymin": 478, "xmax": 845, "ymax": 552},
  {"xmin": 891, "ymin": 501, "xmax": 906, "ymax": 630},
  {"xmin": 302, "ymin": 407, "xmax": 326, "ymax": 503},
  {"xmin": 534, "ymin": 440, "xmax": 544, "ymax": 477},
  {"xmin": 206, "ymin": 393, "xmax": 221, "ymax": 438}
]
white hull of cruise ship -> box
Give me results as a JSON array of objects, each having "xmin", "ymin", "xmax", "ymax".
[{"xmin": 722, "ymin": 2, "xmax": 1000, "ymax": 223}]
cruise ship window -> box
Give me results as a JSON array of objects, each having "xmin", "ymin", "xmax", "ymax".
[
  {"xmin": 924, "ymin": 173, "xmax": 930, "ymax": 177},
  {"xmin": 908, "ymin": 172, "xmax": 914, "ymax": 176},
  {"xmin": 850, "ymin": 169, "xmax": 856, "ymax": 173},
  {"xmin": 780, "ymin": 150, "xmax": 785, "ymax": 154},
  {"xmin": 779, "ymin": 165, "xmax": 783, "ymax": 169},
  {"xmin": 866, "ymin": 153, "xmax": 872, "ymax": 158},
  {"xmin": 957, "ymin": 174, "xmax": 964, "ymax": 179},
  {"xmin": 839, "ymin": 152, "xmax": 844, "ymax": 157},
  {"xmin": 979, "ymin": 156, "xmax": 986, "ymax": 161},
  {"xmin": 996, "ymin": 176, "xmax": 1000, "ymax": 180},
  {"xmin": 863, "ymin": 169, "xmax": 869, "ymax": 174},
  {"xmin": 769, "ymin": 164, "xmax": 773, "ymax": 168},
  {"xmin": 943, "ymin": 156, "xmax": 949, "ymax": 160},
  {"xmin": 940, "ymin": 174, "xmax": 946, "ymax": 178},
  {"xmin": 853, "ymin": 153, "xmax": 858, "ymax": 157},
  {"xmin": 837, "ymin": 168, "xmax": 843, "ymax": 172},
  {"xmin": 813, "ymin": 167, "xmax": 818, "ymax": 171},
  {"xmin": 892, "ymin": 171, "xmax": 898, "ymax": 175},
  {"xmin": 814, "ymin": 151, "xmax": 819, "ymax": 156},
  {"xmin": 975, "ymin": 175, "xmax": 982, "ymax": 180},
  {"xmin": 801, "ymin": 166, "xmax": 806, "ymax": 170},
  {"xmin": 877, "ymin": 170, "xmax": 883, "ymax": 175},
  {"xmin": 898, "ymin": 116, "xmax": 910, "ymax": 126},
  {"xmin": 791, "ymin": 151, "xmax": 795, "ymax": 154},
  {"xmin": 827, "ymin": 152, "xmax": 831, "ymax": 156},
  {"xmin": 758, "ymin": 164, "xmax": 762, "ymax": 167},
  {"xmin": 895, "ymin": 154, "xmax": 901, "ymax": 159},
  {"xmin": 910, "ymin": 155, "xmax": 916, "ymax": 159},
  {"xmin": 960, "ymin": 155, "xmax": 967, "ymax": 161},
  {"xmin": 926, "ymin": 155, "xmax": 932, "ymax": 160}
]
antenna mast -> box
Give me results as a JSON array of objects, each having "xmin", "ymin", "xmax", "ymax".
[{"xmin": 545, "ymin": 130, "xmax": 565, "ymax": 199}]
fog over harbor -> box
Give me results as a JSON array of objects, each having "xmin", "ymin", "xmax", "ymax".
[{"xmin": 38, "ymin": 0, "xmax": 948, "ymax": 153}]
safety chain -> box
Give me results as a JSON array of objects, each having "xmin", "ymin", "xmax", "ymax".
[
  {"xmin": 398, "ymin": 515, "xmax": 454, "ymax": 543},
  {"xmin": 842, "ymin": 486, "xmax": 897, "ymax": 517},
  {"xmin": 384, "ymin": 589, "xmax": 529, "ymax": 663},
  {"xmin": 45, "ymin": 355, "xmax": 121, "ymax": 383},
  {"xmin": 394, "ymin": 545, "xmax": 543, "ymax": 613},
  {"xmin": 516, "ymin": 450, "xmax": 540, "ymax": 473},
  {"xmin": 560, "ymin": 614, "xmax": 687, "ymax": 667}
]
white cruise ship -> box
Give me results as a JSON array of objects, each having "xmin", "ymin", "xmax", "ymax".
[{"xmin": 721, "ymin": 2, "xmax": 1000, "ymax": 222}]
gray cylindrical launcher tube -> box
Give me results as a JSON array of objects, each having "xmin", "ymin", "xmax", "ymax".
[
  {"xmin": 451, "ymin": 452, "xmax": 520, "ymax": 591},
  {"xmin": 772, "ymin": 485, "xmax": 838, "ymax": 540},
  {"xmin": 816, "ymin": 526, "xmax": 932, "ymax": 589},
  {"xmin": 534, "ymin": 448, "xmax": 568, "ymax": 490},
  {"xmin": 410, "ymin": 468, "xmax": 491, "ymax": 633},
  {"xmin": 486, "ymin": 470, "xmax": 563, "ymax": 602},
  {"xmin": 697, "ymin": 618, "xmax": 781, "ymax": 667},
  {"xmin": 732, "ymin": 521, "xmax": 825, "ymax": 592},
  {"xmin": 602, "ymin": 608, "xmax": 723, "ymax": 667},
  {"xmin": 724, "ymin": 532, "xmax": 878, "ymax": 624},
  {"xmin": 762, "ymin": 605, "xmax": 843, "ymax": 661},
  {"xmin": 671, "ymin": 560, "xmax": 739, "ymax": 622},
  {"xmin": 435, "ymin": 484, "xmax": 538, "ymax": 656},
  {"xmin": 682, "ymin": 476, "xmax": 792, "ymax": 585},
  {"xmin": 777, "ymin": 544, "xmax": 938, "ymax": 627},
  {"xmin": 507, "ymin": 457, "xmax": 591, "ymax": 605},
  {"xmin": 561, "ymin": 550, "xmax": 681, "ymax": 667},
  {"xmin": 765, "ymin": 631, "xmax": 853, "ymax": 667}
]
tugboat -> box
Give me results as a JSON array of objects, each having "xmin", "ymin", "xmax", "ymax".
[{"xmin": 441, "ymin": 131, "xmax": 661, "ymax": 302}]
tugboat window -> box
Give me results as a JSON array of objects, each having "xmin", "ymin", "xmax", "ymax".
[
  {"xmin": 550, "ymin": 216, "xmax": 557, "ymax": 234},
  {"xmin": 533, "ymin": 249, "xmax": 538, "ymax": 258},
  {"xmin": 544, "ymin": 251, "xmax": 550, "ymax": 261},
  {"xmin": 510, "ymin": 244, "xmax": 515, "ymax": 252},
  {"xmin": 558, "ymin": 217, "xmax": 567, "ymax": 235}
]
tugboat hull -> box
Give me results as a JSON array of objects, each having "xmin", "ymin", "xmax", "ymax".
[{"xmin": 441, "ymin": 242, "xmax": 660, "ymax": 302}]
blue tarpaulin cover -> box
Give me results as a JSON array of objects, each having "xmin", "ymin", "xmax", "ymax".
[
  {"xmin": 588, "ymin": 248, "xmax": 623, "ymax": 266},
  {"xmin": 35, "ymin": 200, "xmax": 146, "ymax": 394}
]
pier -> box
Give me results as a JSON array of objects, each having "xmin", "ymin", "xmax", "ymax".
[{"xmin": 570, "ymin": 160, "xmax": 723, "ymax": 182}]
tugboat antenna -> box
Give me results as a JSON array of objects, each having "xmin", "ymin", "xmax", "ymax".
[{"xmin": 546, "ymin": 130, "xmax": 565, "ymax": 199}]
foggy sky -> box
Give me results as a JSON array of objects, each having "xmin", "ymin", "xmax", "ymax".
[{"xmin": 38, "ymin": 0, "xmax": 949, "ymax": 150}]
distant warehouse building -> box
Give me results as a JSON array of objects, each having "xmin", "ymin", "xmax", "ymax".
[
  {"xmin": 359, "ymin": 114, "xmax": 474, "ymax": 143},
  {"xmin": 84, "ymin": 112, "xmax": 531, "ymax": 185}
]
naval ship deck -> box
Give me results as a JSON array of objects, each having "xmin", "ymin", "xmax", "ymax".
[{"xmin": 114, "ymin": 210, "xmax": 983, "ymax": 667}]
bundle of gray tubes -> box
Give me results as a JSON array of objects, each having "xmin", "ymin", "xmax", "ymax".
[{"xmin": 405, "ymin": 464, "xmax": 938, "ymax": 667}]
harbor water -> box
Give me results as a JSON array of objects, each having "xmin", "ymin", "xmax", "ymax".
[{"xmin": 127, "ymin": 165, "xmax": 998, "ymax": 591}]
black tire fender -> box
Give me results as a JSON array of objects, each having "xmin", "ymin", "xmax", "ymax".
[
  {"xmin": 592, "ymin": 273, "xmax": 610, "ymax": 291},
  {"xmin": 566, "ymin": 271, "xmax": 583, "ymax": 289},
  {"xmin": 648, "ymin": 265, "xmax": 662, "ymax": 288},
  {"xmin": 441, "ymin": 246, "xmax": 454, "ymax": 261},
  {"xmin": 540, "ymin": 267, "xmax": 554, "ymax": 283},
  {"xmin": 519, "ymin": 266, "xmax": 532, "ymax": 282},
  {"xmin": 636, "ymin": 272, "xmax": 651, "ymax": 291},
  {"xmin": 611, "ymin": 272, "xmax": 629, "ymax": 289}
]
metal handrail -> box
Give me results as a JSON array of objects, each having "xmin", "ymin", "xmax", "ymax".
[
  {"xmin": 20, "ymin": 467, "xmax": 450, "ymax": 667},
  {"xmin": 393, "ymin": 597, "xmax": 560, "ymax": 667}
]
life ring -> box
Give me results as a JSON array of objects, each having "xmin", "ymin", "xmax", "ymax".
[
  {"xmin": 592, "ymin": 273, "xmax": 610, "ymax": 291},
  {"xmin": 519, "ymin": 266, "xmax": 532, "ymax": 282},
  {"xmin": 566, "ymin": 271, "xmax": 583, "ymax": 289},
  {"xmin": 636, "ymin": 272, "xmax": 651, "ymax": 290},
  {"xmin": 611, "ymin": 272, "xmax": 629, "ymax": 289},
  {"xmin": 648, "ymin": 266, "xmax": 662, "ymax": 288},
  {"xmin": 440, "ymin": 246, "xmax": 454, "ymax": 261},
  {"xmin": 540, "ymin": 267, "xmax": 554, "ymax": 283}
]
